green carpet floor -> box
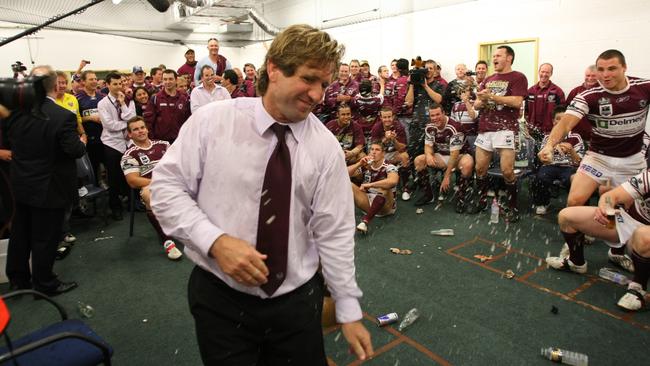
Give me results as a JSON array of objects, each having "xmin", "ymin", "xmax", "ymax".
[{"xmin": 2, "ymin": 184, "xmax": 649, "ymax": 365}]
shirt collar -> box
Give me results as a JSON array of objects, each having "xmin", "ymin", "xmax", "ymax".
[{"xmin": 255, "ymin": 97, "xmax": 305, "ymax": 144}]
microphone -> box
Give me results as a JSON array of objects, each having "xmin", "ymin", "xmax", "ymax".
[{"xmin": 146, "ymin": 0, "xmax": 171, "ymax": 12}]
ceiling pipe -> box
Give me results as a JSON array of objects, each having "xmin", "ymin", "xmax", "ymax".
[{"xmin": 247, "ymin": 8, "xmax": 281, "ymax": 36}]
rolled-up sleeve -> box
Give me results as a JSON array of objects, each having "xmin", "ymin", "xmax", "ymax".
[
  {"xmin": 310, "ymin": 149, "xmax": 363, "ymax": 323},
  {"xmin": 150, "ymin": 114, "xmax": 225, "ymax": 257}
]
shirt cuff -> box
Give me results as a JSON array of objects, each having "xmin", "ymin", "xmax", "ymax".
[
  {"xmin": 190, "ymin": 219, "xmax": 225, "ymax": 257},
  {"xmin": 334, "ymin": 296, "xmax": 363, "ymax": 324}
]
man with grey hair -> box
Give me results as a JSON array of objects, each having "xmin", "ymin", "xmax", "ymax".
[
  {"xmin": 565, "ymin": 65, "xmax": 598, "ymax": 141},
  {"xmin": 3, "ymin": 65, "xmax": 86, "ymax": 295},
  {"xmin": 526, "ymin": 63, "xmax": 565, "ymax": 136},
  {"xmin": 151, "ymin": 24, "xmax": 373, "ymax": 365}
]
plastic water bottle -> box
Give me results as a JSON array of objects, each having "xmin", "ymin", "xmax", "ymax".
[
  {"xmin": 397, "ymin": 308, "xmax": 420, "ymax": 332},
  {"xmin": 77, "ymin": 301, "xmax": 95, "ymax": 318},
  {"xmin": 598, "ymin": 267, "xmax": 630, "ymax": 285},
  {"xmin": 541, "ymin": 347, "xmax": 588, "ymax": 366},
  {"xmin": 490, "ymin": 198, "xmax": 499, "ymax": 224}
]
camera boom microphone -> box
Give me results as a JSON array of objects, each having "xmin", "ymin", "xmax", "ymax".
[{"xmin": 146, "ymin": 0, "xmax": 171, "ymax": 12}]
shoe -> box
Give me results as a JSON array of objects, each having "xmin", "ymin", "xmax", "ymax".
[
  {"xmin": 608, "ymin": 249, "xmax": 635, "ymax": 273},
  {"xmin": 467, "ymin": 198, "xmax": 488, "ymax": 214},
  {"xmin": 545, "ymin": 256, "xmax": 587, "ymax": 274},
  {"xmin": 55, "ymin": 244, "xmax": 72, "ymax": 260},
  {"xmin": 535, "ymin": 205, "xmax": 548, "ymax": 215},
  {"xmin": 164, "ymin": 240, "xmax": 183, "ymax": 260},
  {"xmin": 63, "ymin": 233, "xmax": 76, "ymax": 243},
  {"xmin": 111, "ymin": 211, "xmax": 123, "ymax": 221},
  {"xmin": 438, "ymin": 194, "xmax": 446, "ymax": 202},
  {"xmin": 9, "ymin": 281, "xmax": 32, "ymax": 291},
  {"xmin": 617, "ymin": 282, "xmax": 646, "ymax": 311},
  {"xmin": 504, "ymin": 208, "xmax": 519, "ymax": 223},
  {"xmin": 401, "ymin": 191, "xmax": 411, "ymax": 201},
  {"xmin": 36, "ymin": 281, "xmax": 78, "ymax": 296},
  {"xmin": 455, "ymin": 199, "xmax": 465, "ymax": 213},
  {"xmin": 559, "ymin": 243, "xmax": 570, "ymax": 258},
  {"xmin": 356, "ymin": 221, "xmax": 368, "ymax": 234},
  {"xmin": 414, "ymin": 193, "xmax": 435, "ymax": 206}
]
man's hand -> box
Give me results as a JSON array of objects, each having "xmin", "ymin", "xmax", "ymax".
[
  {"xmin": 0, "ymin": 149, "xmax": 12, "ymax": 162},
  {"xmin": 344, "ymin": 150, "xmax": 354, "ymax": 160},
  {"xmin": 209, "ymin": 234, "xmax": 269, "ymax": 286},
  {"xmin": 80, "ymin": 134, "xmax": 88, "ymax": 144},
  {"xmin": 116, "ymin": 91, "xmax": 126, "ymax": 105},
  {"xmin": 440, "ymin": 174, "xmax": 451, "ymax": 193},
  {"xmin": 384, "ymin": 130, "xmax": 396, "ymax": 141},
  {"xmin": 359, "ymin": 182, "xmax": 372, "ymax": 192},
  {"xmin": 341, "ymin": 321, "xmax": 373, "ymax": 361},
  {"xmin": 538, "ymin": 145, "xmax": 554, "ymax": 164},
  {"xmin": 476, "ymin": 89, "xmax": 491, "ymax": 101}
]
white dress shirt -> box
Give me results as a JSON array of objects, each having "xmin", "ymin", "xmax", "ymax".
[
  {"xmin": 150, "ymin": 97, "xmax": 363, "ymax": 323},
  {"xmin": 98, "ymin": 94, "xmax": 136, "ymax": 153},
  {"xmin": 190, "ymin": 83, "xmax": 231, "ymax": 113}
]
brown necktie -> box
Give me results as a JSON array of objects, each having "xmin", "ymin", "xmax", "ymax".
[{"xmin": 257, "ymin": 123, "xmax": 292, "ymax": 296}]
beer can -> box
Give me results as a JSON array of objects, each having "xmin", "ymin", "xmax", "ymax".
[{"xmin": 376, "ymin": 312, "xmax": 399, "ymax": 326}]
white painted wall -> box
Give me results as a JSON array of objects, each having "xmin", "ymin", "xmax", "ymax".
[
  {"xmin": 0, "ymin": 22, "xmax": 240, "ymax": 77},
  {"xmin": 243, "ymin": 0, "xmax": 650, "ymax": 93}
]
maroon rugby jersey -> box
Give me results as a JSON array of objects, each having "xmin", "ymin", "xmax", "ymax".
[
  {"xmin": 566, "ymin": 84, "xmax": 595, "ymax": 141},
  {"xmin": 352, "ymin": 93, "xmax": 383, "ymax": 134},
  {"xmin": 478, "ymin": 71, "xmax": 528, "ymax": 133},
  {"xmin": 324, "ymin": 79, "xmax": 359, "ymax": 112},
  {"xmin": 362, "ymin": 160, "xmax": 398, "ymax": 210},
  {"xmin": 450, "ymin": 100, "xmax": 478, "ymax": 136},
  {"xmin": 325, "ymin": 120, "xmax": 365, "ymax": 151},
  {"xmin": 566, "ymin": 77, "xmax": 650, "ymax": 157},
  {"xmin": 424, "ymin": 118, "xmax": 466, "ymax": 155},
  {"xmin": 121, "ymin": 140, "xmax": 169, "ymax": 179},
  {"xmin": 370, "ymin": 120, "xmax": 407, "ymax": 153},
  {"xmin": 621, "ymin": 169, "xmax": 650, "ymax": 224}
]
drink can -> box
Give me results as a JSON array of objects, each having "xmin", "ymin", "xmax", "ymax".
[{"xmin": 376, "ymin": 312, "xmax": 399, "ymax": 326}]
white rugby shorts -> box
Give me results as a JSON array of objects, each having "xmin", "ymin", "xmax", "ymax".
[
  {"xmin": 577, "ymin": 151, "xmax": 645, "ymax": 187},
  {"xmin": 474, "ymin": 131, "xmax": 517, "ymax": 152}
]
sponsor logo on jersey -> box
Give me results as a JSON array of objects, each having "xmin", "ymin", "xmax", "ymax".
[
  {"xmin": 629, "ymin": 176, "xmax": 640, "ymax": 190},
  {"xmin": 616, "ymin": 95, "xmax": 630, "ymax": 103},
  {"xmin": 599, "ymin": 104, "xmax": 612, "ymax": 117}
]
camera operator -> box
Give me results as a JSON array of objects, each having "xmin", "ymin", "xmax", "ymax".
[
  {"xmin": 11, "ymin": 61, "xmax": 27, "ymax": 80},
  {"xmin": 3, "ymin": 65, "xmax": 86, "ymax": 294},
  {"xmin": 405, "ymin": 59, "xmax": 445, "ymax": 169}
]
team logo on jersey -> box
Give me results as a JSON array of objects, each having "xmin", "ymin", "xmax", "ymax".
[
  {"xmin": 139, "ymin": 154, "xmax": 150, "ymax": 164},
  {"xmin": 547, "ymin": 94, "xmax": 556, "ymax": 103},
  {"xmin": 599, "ymin": 104, "xmax": 612, "ymax": 117},
  {"xmin": 640, "ymin": 99, "xmax": 648, "ymax": 108},
  {"xmin": 178, "ymin": 103, "xmax": 184, "ymax": 110},
  {"xmin": 598, "ymin": 97, "xmax": 610, "ymax": 105},
  {"xmin": 629, "ymin": 176, "xmax": 640, "ymax": 190}
]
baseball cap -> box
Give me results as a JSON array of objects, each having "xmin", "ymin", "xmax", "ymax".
[
  {"xmin": 360, "ymin": 60, "xmax": 370, "ymax": 66},
  {"xmin": 185, "ymin": 49, "xmax": 195, "ymax": 55},
  {"xmin": 132, "ymin": 66, "xmax": 144, "ymax": 74}
]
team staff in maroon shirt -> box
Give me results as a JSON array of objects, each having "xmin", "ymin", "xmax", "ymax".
[
  {"xmin": 565, "ymin": 65, "xmax": 598, "ymax": 141},
  {"xmin": 526, "ymin": 63, "xmax": 565, "ymax": 136},
  {"xmin": 144, "ymin": 69, "xmax": 191, "ymax": 144}
]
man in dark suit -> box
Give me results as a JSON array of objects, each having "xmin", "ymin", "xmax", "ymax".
[{"xmin": 3, "ymin": 65, "xmax": 86, "ymax": 295}]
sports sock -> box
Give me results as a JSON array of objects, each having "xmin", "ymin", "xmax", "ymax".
[{"xmin": 562, "ymin": 231, "xmax": 585, "ymax": 266}]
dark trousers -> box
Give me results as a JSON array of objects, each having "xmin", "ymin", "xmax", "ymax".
[
  {"xmin": 86, "ymin": 142, "xmax": 104, "ymax": 185},
  {"xmin": 6, "ymin": 202, "xmax": 64, "ymax": 290},
  {"xmin": 531, "ymin": 165, "xmax": 576, "ymax": 205},
  {"xmin": 103, "ymin": 145, "xmax": 128, "ymax": 212},
  {"xmin": 188, "ymin": 266, "xmax": 327, "ymax": 366}
]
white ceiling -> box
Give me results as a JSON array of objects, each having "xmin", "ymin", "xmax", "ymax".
[{"xmin": 0, "ymin": 0, "xmax": 278, "ymax": 46}]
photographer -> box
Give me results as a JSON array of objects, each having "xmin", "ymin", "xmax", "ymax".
[
  {"xmin": 404, "ymin": 59, "xmax": 445, "ymax": 166},
  {"xmin": 3, "ymin": 65, "xmax": 86, "ymax": 294},
  {"xmin": 12, "ymin": 61, "xmax": 27, "ymax": 80}
]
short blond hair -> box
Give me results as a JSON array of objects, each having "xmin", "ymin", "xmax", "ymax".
[{"xmin": 257, "ymin": 24, "xmax": 345, "ymax": 96}]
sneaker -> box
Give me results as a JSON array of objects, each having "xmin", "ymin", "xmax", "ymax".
[
  {"xmin": 401, "ymin": 191, "xmax": 411, "ymax": 201},
  {"xmin": 504, "ymin": 208, "xmax": 519, "ymax": 223},
  {"xmin": 546, "ymin": 256, "xmax": 588, "ymax": 274},
  {"xmin": 455, "ymin": 199, "xmax": 465, "ymax": 213},
  {"xmin": 414, "ymin": 193, "xmax": 435, "ymax": 206},
  {"xmin": 617, "ymin": 282, "xmax": 646, "ymax": 311},
  {"xmin": 535, "ymin": 205, "xmax": 548, "ymax": 215},
  {"xmin": 356, "ymin": 221, "xmax": 368, "ymax": 234},
  {"xmin": 438, "ymin": 194, "xmax": 446, "ymax": 202},
  {"xmin": 164, "ymin": 240, "xmax": 183, "ymax": 260},
  {"xmin": 55, "ymin": 243, "xmax": 72, "ymax": 260},
  {"xmin": 63, "ymin": 233, "xmax": 76, "ymax": 243},
  {"xmin": 467, "ymin": 197, "xmax": 488, "ymax": 214},
  {"xmin": 608, "ymin": 249, "xmax": 635, "ymax": 273}
]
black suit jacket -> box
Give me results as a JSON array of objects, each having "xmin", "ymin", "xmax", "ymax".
[{"xmin": 3, "ymin": 98, "xmax": 86, "ymax": 208}]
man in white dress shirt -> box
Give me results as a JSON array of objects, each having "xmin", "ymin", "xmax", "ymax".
[
  {"xmin": 190, "ymin": 65, "xmax": 230, "ymax": 113},
  {"xmin": 97, "ymin": 72, "xmax": 136, "ymax": 220},
  {"xmin": 150, "ymin": 24, "xmax": 373, "ymax": 365}
]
